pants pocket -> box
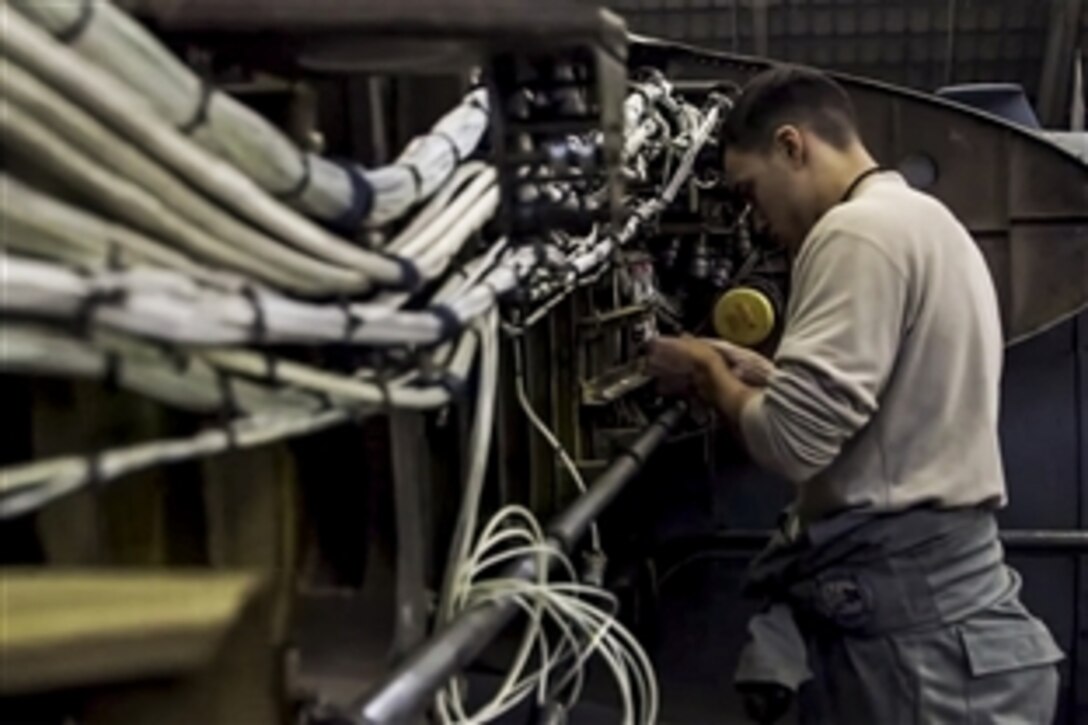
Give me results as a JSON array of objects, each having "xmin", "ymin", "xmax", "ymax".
[{"xmin": 959, "ymin": 618, "xmax": 1063, "ymax": 724}]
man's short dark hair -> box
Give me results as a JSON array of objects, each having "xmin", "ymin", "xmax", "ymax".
[{"xmin": 720, "ymin": 65, "xmax": 858, "ymax": 153}]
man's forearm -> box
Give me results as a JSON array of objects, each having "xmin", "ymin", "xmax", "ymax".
[
  {"xmin": 695, "ymin": 361, "xmax": 759, "ymax": 435},
  {"xmin": 712, "ymin": 364, "xmax": 760, "ymax": 422}
]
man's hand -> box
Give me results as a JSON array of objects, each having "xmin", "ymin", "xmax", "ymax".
[
  {"xmin": 645, "ymin": 335, "xmax": 724, "ymax": 398},
  {"xmin": 701, "ymin": 338, "xmax": 776, "ymax": 387},
  {"xmin": 646, "ymin": 335, "xmax": 763, "ymax": 428}
]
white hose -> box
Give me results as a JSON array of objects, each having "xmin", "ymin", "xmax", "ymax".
[
  {"xmin": 11, "ymin": 0, "xmax": 490, "ymax": 229},
  {"xmin": 0, "ymin": 408, "xmax": 353, "ymax": 518},
  {"xmin": 0, "ymin": 174, "xmax": 234, "ymax": 287},
  {"xmin": 0, "ymin": 8, "xmax": 410, "ymax": 286},
  {"xmin": 0, "ymin": 58, "xmax": 370, "ymax": 294}
]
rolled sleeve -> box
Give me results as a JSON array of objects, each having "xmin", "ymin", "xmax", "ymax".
[{"xmin": 740, "ymin": 233, "xmax": 909, "ymax": 483}]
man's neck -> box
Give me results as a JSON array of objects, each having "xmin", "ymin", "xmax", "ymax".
[
  {"xmin": 815, "ymin": 144, "xmax": 879, "ymax": 216},
  {"xmin": 786, "ymin": 144, "xmax": 878, "ymax": 260}
]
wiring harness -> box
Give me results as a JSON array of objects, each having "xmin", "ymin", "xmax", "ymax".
[{"xmin": 0, "ymin": 3, "xmax": 729, "ymax": 720}]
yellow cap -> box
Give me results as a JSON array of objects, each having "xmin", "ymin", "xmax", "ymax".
[{"xmin": 713, "ymin": 287, "xmax": 776, "ymax": 346}]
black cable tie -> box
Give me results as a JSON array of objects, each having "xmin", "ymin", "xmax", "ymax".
[
  {"xmin": 431, "ymin": 370, "xmax": 464, "ymax": 398},
  {"xmin": 430, "ymin": 304, "xmax": 462, "ymax": 343},
  {"xmin": 433, "ymin": 130, "xmax": 463, "ymax": 165},
  {"xmin": 467, "ymin": 93, "xmax": 488, "ymax": 114},
  {"xmin": 106, "ymin": 242, "xmax": 125, "ymax": 272},
  {"xmin": 178, "ymin": 79, "xmax": 215, "ymax": 136},
  {"xmin": 215, "ymin": 370, "xmax": 241, "ymax": 449},
  {"xmin": 152, "ymin": 340, "xmax": 187, "ymax": 374},
  {"xmin": 450, "ymin": 255, "xmax": 475, "ymax": 282},
  {"xmin": 102, "ymin": 352, "xmax": 122, "ymax": 392},
  {"xmin": 222, "ymin": 421, "xmax": 239, "ymax": 450},
  {"xmin": 56, "ymin": 0, "xmax": 95, "ymax": 44},
  {"xmin": 275, "ymin": 152, "xmax": 313, "ymax": 202},
  {"xmin": 373, "ymin": 374, "xmax": 393, "ymax": 415},
  {"xmin": 398, "ymin": 162, "xmax": 424, "ymax": 200},
  {"xmin": 328, "ymin": 160, "xmax": 375, "ymax": 233},
  {"xmin": 75, "ymin": 286, "xmax": 127, "ymax": 334},
  {"xmin": 372, "ymin": 250, "xmax": 423, "ymax": 292},
  {"xmin": 335, "ymin": 296, "xmax": 363, "ymax": 342},
  {"xmin": 85, "ymin": 451, "xmax": 105, "ymax": 491},
  {"xmin": 216, "ymin": 370, "xmax": 240, "ymax": 413},
  {"xmin": 263, "ymin": 351, "xmax": 280, "ymax": 382},
  {"xmin": 164, "ymin": 343, "xmax": 190, "ymax": 374},
  {"xmin": 241, "ymin": 285, "xmax": 267, "ymax": 342}
]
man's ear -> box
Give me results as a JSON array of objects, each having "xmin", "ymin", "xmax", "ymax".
[{"xmin": 773, "ymin": 125, "xmax": 805, "ymax": 168}]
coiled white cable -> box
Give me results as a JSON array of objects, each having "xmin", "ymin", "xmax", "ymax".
[{"xmin": 437, "ymin": 505, "xmax": 659, "ymax": 724}]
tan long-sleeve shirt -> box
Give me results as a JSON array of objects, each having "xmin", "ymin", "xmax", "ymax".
[{"xmin": 740, "ymin": 171, "xmax": 1007, "ymax": 523}]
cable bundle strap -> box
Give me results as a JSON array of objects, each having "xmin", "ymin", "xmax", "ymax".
[
  {"xmin": 339, "ymin": 298, "xmax": 364, "ymax": 342},
  {"xmin": 274, "ymin": 152, "xmax": 314, "ymax": 203},
  {"xmin": 102, "ymin": 351, "xmax": 122, "ymax": 392},
  {"xmin": 55, "ymin": 0, "xmax": 96, "ymax": 44},
  {"xmin": 430, "ymin": 304, "xmax": 462, "ymax": 343},
  {"xmin": 433, "ymin": 130, "xmax": 463, "ymax": 165},
  {"xmin": 73, "ymin": 286, "xmax": 127, "ymax": 334},
  {"xmin": 85, "ymin": 450, "xmax": 106, "ymax": 492},
  {"xmin": 241, "ymin": 285, "xmax": 267, "ymax": 341},
  {"xmin": 328, "ymin": 160, "xmax": 375, "ymax": 233},
  {"xmin": 399, "ymin": 162, "xmax": 424, "ymax": 201},
  {"xmin": 467, "ymin": 91, "xmax": 488, "ymax": 114},
  {"xmin": 215, "ymin": 370, "xmax": 240, "ymax": 448},
  {"xmin": 177, "ymin": 79, "xmax": 216, "ymax": 136},
  {"xmin": 372, "ymin": 250, "xmax": 423, "ymax": 292},
  {"xmin": 262, "ymin": 351, "xmax": 280, "ymax": 383}
]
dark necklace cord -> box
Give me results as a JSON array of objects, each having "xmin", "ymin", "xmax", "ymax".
[{"xmin": 840, "ymin": 165, "xmax": 886, "ymax": 203}]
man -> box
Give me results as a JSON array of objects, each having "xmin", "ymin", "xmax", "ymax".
[{"xmin": 647, "ymin": 66, "xmax": 1064, "ymax": 724}]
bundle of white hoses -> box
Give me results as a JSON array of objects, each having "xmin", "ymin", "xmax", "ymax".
[
  {"xmin": 0, "ymin": 8, "xmax": 416, "ymax": 289},
  {"xmin": 0, "ymin": 242, "xmax": 540, "ymax": 347},
  {"xmin": 430, "ymin": 314, "xmax": 656, "ymax": 724},
  {"xmin": 10, "ymin": 0, "xmax": 489, "ymax": 229},
  {"xmin": 0, "ymin": 3, "xmax": 683, "ymax": 301},
  {"xmin": 0, "ymin": 258, "xmax": 487, "ymax": 520}
]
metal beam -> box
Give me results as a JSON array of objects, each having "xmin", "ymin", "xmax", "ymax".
[
  {"xmin": 751, "ymin": 0, "xmax": 770, "ymax": 58},
  {"xmin": 349, "ymin": 402, "xmax": 687, "ymax": 725},
  {"xmin": 388, "ymin": 413, "xmax": 433, "ymax": 663},
  {"xmin": 1038, "ymin": 0, "xmax": 1084, "ymax": 127},
  {"xmin": 652, "ymin": 529, "xmax": 1088, "ymax": 559},
  {"xmin": 1076, "ymin": 311, "xmax": 1088, "ymax": 721}
]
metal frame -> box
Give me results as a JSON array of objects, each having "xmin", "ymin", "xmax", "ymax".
[
  {"xmin": 1077, "ymin": 311, "xmax": 1088, "ymax": 721},
  {"xmin": 348, "ymin": 402, "xmax": 687, "ymax": 725},
  {"xmin": 1038, "ymin": 0, "xmax": 1085, "ymax": 127},
  {"xmin": 630, "ymin": 36, "xmax": 1088, "ymax": 345}
]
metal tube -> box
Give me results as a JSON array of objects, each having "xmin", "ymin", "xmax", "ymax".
[
  {"xmin": 549, "ymin": 402, "xmax": 687, "ymax": 550},
  {"xmin": 351, "ymin": 401, "xmax": 687, "ymax": 724},
  {"xmin": 656, "ymin": 528, "xmax": 1088, "ymax": 556},
  {"xmin": 1000, "ymin": 530, "xmax": 1088, "ymax": 550}
]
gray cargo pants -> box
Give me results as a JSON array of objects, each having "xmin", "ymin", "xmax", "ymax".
[{"xmin": 736, "ymin": 507, "xmax": 1063, "ymax": 724}]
